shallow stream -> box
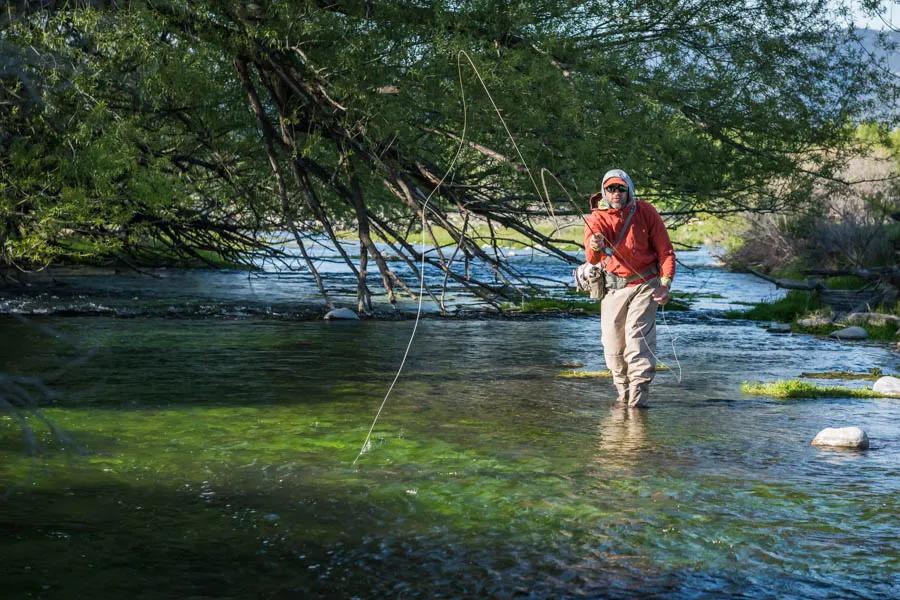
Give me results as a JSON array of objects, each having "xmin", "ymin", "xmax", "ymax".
[{"xmin": 1, "ymin": 250, "xmax": 898, "ymax": 597}]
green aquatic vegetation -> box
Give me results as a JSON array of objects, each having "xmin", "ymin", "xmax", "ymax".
[
  {"xmin": 672, "ymin": 291, "xmax": 725, "ymax": 301},
  {"xmin": 559, "ymin": 369, "xmax": 613, "ymax": 378},
  {"xmin": 4, "ymin": 317, "xmax": 899, "ymax": 597},
  {"xmin": 741, "ymin": 380, "xmax": 897, "ymax": 399},
  {"xmin": 506, "ymin": 298, "xmax": 600, "ymax": 314},
  {"xmin": 559, "ymin": 364, "xmax": 671, "ymax": 378},
  {"xmin": 507, "ymin": 295, "xmax": 689, "ymax": 314},
  {"xmin": 0, "ymin": 404, "xmax": 614, "ymax": 557},
  {"xmin": 660, "ymin": 297, "xmax": 690, "ymax": 311},
  {"xmin": 799, "ymin": 368, "xmax": 885, "ymax": 380}
]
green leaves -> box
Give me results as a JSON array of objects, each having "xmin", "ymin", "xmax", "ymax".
[{"xmin": 1, "ymin": 1, "xmax": 896, "ymax": 286}]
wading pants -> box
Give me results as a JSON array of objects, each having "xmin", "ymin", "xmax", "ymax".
[{"xmin": 600, "ymin": 281, "xmax": 658, "ymax": 407}]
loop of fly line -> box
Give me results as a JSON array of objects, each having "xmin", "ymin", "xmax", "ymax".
[{"xmin": 354, "ymin": 50, "xmax": 682, "ymax": 464}]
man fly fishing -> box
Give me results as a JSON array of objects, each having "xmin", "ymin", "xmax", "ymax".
[{"xmin": 582, "ymin": 169, "xmax": 676, "ymax": 408}]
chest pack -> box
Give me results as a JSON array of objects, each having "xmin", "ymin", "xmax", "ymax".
[{"xmin": 573, "ymin": 201, "xmax": 637, "ymax": 301}]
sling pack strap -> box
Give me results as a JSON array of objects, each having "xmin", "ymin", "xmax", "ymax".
[{"xmin": 598, "ymin": 200, "xmax": 637, "ymax": 272}]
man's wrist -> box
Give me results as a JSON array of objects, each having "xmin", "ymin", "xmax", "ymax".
[{"xmin": 660, "ymin": 276, "xmax": 672, "ymax": 288}]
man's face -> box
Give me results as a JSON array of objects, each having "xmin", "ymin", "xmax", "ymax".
[{"xmin": 604, "ymin": 183, "xmax": 628, "ymax": 209}]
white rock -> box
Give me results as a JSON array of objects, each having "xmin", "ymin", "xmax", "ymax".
[
  {"xmin": 846, "ymin": 312, "xmax": 900, "ymax": 327},
  {"xmin": 829, "ymin": 326, "xmax": 868, "ymax": 340},
  {"xmin": 811, "ymin": 427, "xmax": 869, "ymax": 449},
  {"xmin": 872, "ymin": 376, "xmax": 900, "ymax": 396},
  {"xmin": 767, "ymin": 322, "xmax": 792, "ymax": 333},
  {"xmin": 797, "ymin": 315, "xmax": 832, "ymax": 328},
  {"xmin": 324, "ymin": 308, "xmax": 359, "ymax": 320}
]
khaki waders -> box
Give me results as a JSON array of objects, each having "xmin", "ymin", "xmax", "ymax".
[{"xmin": 600, "ymin": 279, "xmax": 659, "ymax": 407}]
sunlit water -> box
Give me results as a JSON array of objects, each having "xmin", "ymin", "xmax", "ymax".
[
  {"xmin": 0, "ymin": 246, "xmax": 783, "ymax": 317},
  {"xmin": 1, "ymin": 250, "xmax": 898, "ymax": 597}
]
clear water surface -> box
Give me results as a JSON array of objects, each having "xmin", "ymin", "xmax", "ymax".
[{"xmin": 1, "ymin": 249, "xmax": 898, "ymax": 598}]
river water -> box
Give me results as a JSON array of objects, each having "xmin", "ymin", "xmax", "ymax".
[{"xmin": 1, "ymin": 249, "xmax": 898, "ymax": 598}]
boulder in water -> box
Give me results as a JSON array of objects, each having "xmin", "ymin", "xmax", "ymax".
[
  {"xmin": 829, "ymin": 326, "xmax": 867, "ymax": 340},
  {"xmin": 811, "ymin": 427, "xmax": 869, "ymax": 449},
  {"xmin": 872, "ymin": 376, "xmax": 900, "ymax": 396},
  {"xmin": 766, "ymin": 322, "xmax": 792, "ymax": 333},
  {"xmin": 324, "ymin": 307, "xmax": 360, "ymax": 320}
]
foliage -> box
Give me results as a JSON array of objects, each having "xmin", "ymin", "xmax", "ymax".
[
  {"xmin": 851, "ymin": 322, "xmax": 900, "ymax": 342},
  {"xmin": 668, "ymin": 214, "xmax": 747, "ymax": 251},
  {"xmin": 741, "ymin": 379, "xmax": 896, "ymax": 399},
  {"xmin": 2, "ymin": 1, "xmax": 897, "ymax": 310},
  {"xmin": 727, "ymin": 292, "xmax": 898, "ymax": 341},
  {"xmin": 723, "ymin": 149, "xmax": 899, "ymax": 273},
  {"xmin": 1, "ymin": 5, "xmax": 276, "ymax": 269},
  {"xmin": 392, "ymin": 219, "xmax": 584, "ymax": 251},
  {"xmin": 823, "ymin": 275, "xmax": 869, "ymax": 290}
]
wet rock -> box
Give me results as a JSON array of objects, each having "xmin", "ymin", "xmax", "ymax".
[
  {"xmin": 811, "ymin": 427, "xmax": 869, "ymax": 449},
  {"xmin": 829, "ymin": 326, "xmax": 867, "ymax": 340},
  {"xmin": 846, "ymin": 312, "xmax": 900, "ymax": 327},
  {"xmin": 766, "ymin": 322, "xmax": 792, "ymax": 333},
  {"xmin": 324, "ymin": 308, "xmax": 359, "ymax": 320},
  {"xmin": 872, "ymin": 376, "xmax": 900, "ymax": 396},
  {"xmin": 797, "ymin": 315, "xmax": 832, "ymax": 328}
]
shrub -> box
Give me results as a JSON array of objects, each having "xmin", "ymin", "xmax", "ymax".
[{"xmin": 724, "ymin": 151, "xmax": 899, "ymax": 274}]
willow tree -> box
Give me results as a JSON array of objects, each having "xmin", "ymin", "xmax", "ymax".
[{"xmin": 2, "ymin": 1, "xmax": 896, "ymax": 310}]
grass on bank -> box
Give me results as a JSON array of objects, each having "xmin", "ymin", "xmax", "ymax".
[
  {"xmin": 801, "ymin": 322, "xmax": 900, "ymax": 342},
  {"xmin": 350, "ymin": 220, "xmax": 585, "ymax": 251},
  {"xmin": 355, "ymin": 212, "xmax": 746, "ymax": 253},
  {"xmin": 667, "ymin": 214, "xmax": 746, "ymax": 250},
  {"xmin": 724, "ymin": 289, "xmax": 899, "ymax": 342},
  {"xmin": 723, "ymin": 290, "xmax": 822, "ymax": 322},
  {"xmin": 741, "ymin": 380, "xmax": 898, "ymax": 399}
]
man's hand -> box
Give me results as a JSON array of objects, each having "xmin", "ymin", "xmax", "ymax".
[
  {"xmin": 652, "ymin": 284, "xmax": 670, "ymax": 305},
  {"xmin": 589, "ymin": 234, "xmax": 604, "ymax": 253}
]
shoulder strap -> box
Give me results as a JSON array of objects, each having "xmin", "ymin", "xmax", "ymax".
[{"xmin": 599, "ymin": 201, "xmax": 637, "ymax": 271}]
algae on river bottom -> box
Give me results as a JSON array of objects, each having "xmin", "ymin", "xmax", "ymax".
[{"xmin": 1, "ymin": 316, "xmax": 898, "ymax": 598}]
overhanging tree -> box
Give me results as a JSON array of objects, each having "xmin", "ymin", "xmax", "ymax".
[{"xmin": 1, "ymin": 1, "xmax": 896, "ymax": 310}]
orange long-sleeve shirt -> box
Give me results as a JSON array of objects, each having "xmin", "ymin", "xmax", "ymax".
[{"xmin": 583, "ymin": 198, "xmax": 676, "ymax": 285}]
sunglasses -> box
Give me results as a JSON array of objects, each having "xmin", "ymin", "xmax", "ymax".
[{"xmin": 604, "ymin": 184, "xmax": 628, "ymax": 193}]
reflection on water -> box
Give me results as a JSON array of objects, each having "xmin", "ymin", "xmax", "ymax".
[
  {"xmin": 595, "ymin": 405, "xmax": 648, "ymax": 467},
  {"xmin": 1, "ymin": 288, "xmax": 898, "ymax": 596}
]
